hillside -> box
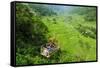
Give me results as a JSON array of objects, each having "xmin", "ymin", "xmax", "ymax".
[{"xmin": 16, "ymin": 3, "xmax": 97, "ymax": 65}]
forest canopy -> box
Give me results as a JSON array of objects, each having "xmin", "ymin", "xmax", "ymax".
[{"xmin": 70, "ymin": 7, "xmax": 96, "ymax": 21}]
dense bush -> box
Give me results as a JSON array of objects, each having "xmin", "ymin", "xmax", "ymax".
[{"xmin": 16, "ymin": 3, "xmax": 49, "ymax": 65}]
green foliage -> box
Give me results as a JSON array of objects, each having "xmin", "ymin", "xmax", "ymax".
[
  {"xmin": 76, "ymin": 23, "xmax": 96, "ymax": 39},
  {"xmin": 16, "ymin": 3, "xmax": 49, "ymax": 65},
  {"xmin": 71, "ymin": 7, "xmax": 96, "ymax": 21},
  {"xmin": 16, "ymin": 3, "xmax": 96, "ymax": 65},
  {"xmin": 29, "ymin": 4, "xmax": 57, "ymax": 16}
]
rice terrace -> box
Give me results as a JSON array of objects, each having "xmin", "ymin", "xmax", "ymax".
[{"xmin": 16, "ymin": 2, "xmax": 97, "ymax": 65}]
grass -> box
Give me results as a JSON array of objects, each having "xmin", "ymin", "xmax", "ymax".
[{"xmin": 41, "ymin": 15, "xmax": 96, "ymax": 63}]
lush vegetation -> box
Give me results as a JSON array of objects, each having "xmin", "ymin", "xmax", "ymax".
[{"xmin": 16, "ymin": 3, "xmax": 97, "ymax": 65}]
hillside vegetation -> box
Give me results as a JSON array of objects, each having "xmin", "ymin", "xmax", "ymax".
[{"xmin": 16, "ymin": 3, "xmax": 97, "ymax": 65}]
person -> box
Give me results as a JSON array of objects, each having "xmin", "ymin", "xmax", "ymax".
[
  {"xmin": 45, "ymin": 43, "xmax": 50, "ymax": 51},
  {"xmin": 41, "ymin": 36, "xmax": 59, "ymax": 58},
  {"xmin": 41, "ymin": 47, "xmax": 50, "ymax": 58}
]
